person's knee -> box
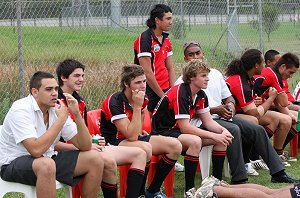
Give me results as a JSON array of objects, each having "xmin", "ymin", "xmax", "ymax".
[
  {"xmin": 88, "ymin": 150, "xmax": 105, "ymax": 169},
  {"xmin": 214, "ymin": 143, "xmax": 227, "ymax": 151},
  {"xmin": 140, "ymin": 142, "xmax": 153, "ymax": 160},
  {"xmin": 33, "ymin": 157, "xmax": 56, "ymax": 178},
  {"xmin": 188, "ymin": 136, "xmax": 202, "ymax": 152},
  {"xmin": 167, "ymin": 138, "xmax": 182, "ymax": 157},
  {"xmin": 134, "ymin": 148, "xmax": 148, "ymax": 163},
  {"xmin": 280, "ymin": 114, "xmax": 292, "ymax": 128}
]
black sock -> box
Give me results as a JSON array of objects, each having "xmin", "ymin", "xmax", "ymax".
[
  {"xmin": 283, "ymin": 128, "xmax": 297, "ymax": 149},
  {"xmin": 101, "ymin": 182, "xmax": 117, "ymax": 198},
  {"xmin": 274, "ymin": 148, "xmax": 284, "ymax": 155},
  {"xmin": 184, "ymin": 154, "xmax": 199, "ymax": 192},
  {"xmin": 127, "ymin": 168, "xmax": 145, "ymax": 198},
  {"xmin": 147, "ymin": 155, "xmax": 176, "ymax": 193},
  {"xmin": 212, "ymin": 150, "xmax": 226, "ymax": 180},
  {"xmin": 139, "ymin": 160, "xmax": 151, "ymax": 196},
  {"xmin": 264, "ymin": 126, "xmax": 274, "ymax": 138}
]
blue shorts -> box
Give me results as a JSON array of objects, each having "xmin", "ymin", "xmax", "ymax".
[{"xmin": 0, "ymin": 150, "xmax": 82, "ymax": 186}]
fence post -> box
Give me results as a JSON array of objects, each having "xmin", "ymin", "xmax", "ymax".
[
  {"xmin": 16, "ymin": 0, "xmax": 25, "ymax": 98},
  {"xmin": 258, "ymin": 0, "xmax": 263, "ymax": 52}
]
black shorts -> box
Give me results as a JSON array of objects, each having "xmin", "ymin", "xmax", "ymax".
[
  {"xmin": 108, "ymin": 135, "xmax": 152, "ymax": 146},
  {"xmin": 152, "ymin": 128, "xmax": 182, "ymax": 138},
  {"xmin": 0, "ymin": 150, "xmax": 82, "ymax": 186},
  {"xmin": 146, "ymin": 85, "xmax": 169, "ymax": 112},
  {"xmin": 290, "ymin": 184, "xmax": 300, "ymax": 198}
]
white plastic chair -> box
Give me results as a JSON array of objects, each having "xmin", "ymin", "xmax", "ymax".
[
  {"xmin": 0, "ymin": 125, "xmax": 72, "ymax": 198},
  {"xmin": 199, "ymin": 145, "xmax": 231, "ymax": 179},
  {"xmin": 0, "ymin": 178, "xmax": 72, "ymax": 198}
]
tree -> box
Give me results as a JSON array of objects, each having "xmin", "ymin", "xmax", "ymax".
[
  {"xmin": 250, "ymin": 4, "xmax": 280, "ymax": 42},
  {"xmin": 262, "ymin": 4, "xmax": 280, "ymax": 42}
]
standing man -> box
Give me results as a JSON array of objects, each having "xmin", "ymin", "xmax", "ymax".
[
  {"xmin": 0, "ymin": 71, "xmax": 104, "ymax": 198},
  {"xmin": 100, "ymin": 64, "xmax": 182, "ymax": 198},
  {"xmin": 56, "ymin": 59, "xmax": 148, "ymax": 198},
  {"xmin": 134, "ymin": 4, "xmax": 175, "ymax": 115}
]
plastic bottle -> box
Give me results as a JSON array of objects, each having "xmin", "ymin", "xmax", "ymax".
[{"xmin": 296, "ymin": 109, "xmax": 300, "ymax": 131}]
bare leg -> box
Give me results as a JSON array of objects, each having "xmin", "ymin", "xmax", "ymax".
[
  {"xmin": 32, "ymin": 157, "xmax": 56, "ymax": 198},
  {"xmin": 73, "ymin": 150, "xmax": 104, "ymax": 198},
  {"xmin": 214, "ymin": 185, "xmax": 292, "ymax": 198}
]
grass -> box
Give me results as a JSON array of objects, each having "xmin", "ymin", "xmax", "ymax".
[
  {"xmin": 3, "ymin": 147, "xmax": 300, "ymax": 197},
  {"xmin": 0, "ymin": 21, "xmax": 300, "ymax": 197}
]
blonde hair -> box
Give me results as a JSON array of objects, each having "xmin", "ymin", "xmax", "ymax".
[{"xmin": 182, "ymin": 59, "xmax": 210, "ymax": 84}]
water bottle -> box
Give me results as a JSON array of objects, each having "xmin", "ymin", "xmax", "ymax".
[{"xmin": 296, "ymin": 109, "xmax": 300, "ymax": 131}]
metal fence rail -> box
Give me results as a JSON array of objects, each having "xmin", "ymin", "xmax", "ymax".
[{"xmin": 0, "ymin": 0, "xmax": 300, "ymax": 123}]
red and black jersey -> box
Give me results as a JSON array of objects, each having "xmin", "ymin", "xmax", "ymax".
[
  {"xmin": 152, "ymin": 83, "xmax": 209, "ymax": 133},
  {"xmin": 100, "ymin": 91, "xmax": 148, "ymax": 141},
  {"xmin": 254, "ymin": 67, "xmax": 285, "ymax": 97},
  {"xmin": 283, "ymin": 80, "xmax": 295, "ymax": 102},
  {"xmin": 58, "ymin": 88, "xmax": 87, "ymax": 125},
  {"xmin": 134, "ymin": 28, "xmax": 173, "ymax": 90},
  {"xmin": 225, "ymin": 74, "xmax": 255, "ymax": 112}
]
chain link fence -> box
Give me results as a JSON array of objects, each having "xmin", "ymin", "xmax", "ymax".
[{"xmin": 0, "ymin": 0, "xmax": 300, "ymax": 124}]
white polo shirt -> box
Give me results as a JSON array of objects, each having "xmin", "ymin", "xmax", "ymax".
[
  {"xmin": 0, "ymin": 95, "xmax": 77, "ymax": 166},
  {"xmin": 175, "ymin": 69, "xmax": 232, "ymax": 127}
]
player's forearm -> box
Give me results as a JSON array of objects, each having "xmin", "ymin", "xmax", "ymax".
[{"xmin": 72, "ymin": 113, "xmax": 92, "ymax": 151}]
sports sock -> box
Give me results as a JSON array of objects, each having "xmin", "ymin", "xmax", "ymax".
[
  {"xmin": 147, "ymin": 155, "xmax": 176, "ymax": 193},
  {"xmin": 127, "ymin": 168, "xmax": 145, "ymax": 197},
  {"xmin": 184, "ymin": 154, "xmax": 199, "ymax": 192},
  {"xmin": 101, "ymin": 181, "xmax": 117, "ymax": 198},
  {"xmin": 212, "ymin": 150, "xmax": 226, "ymax": 180}
]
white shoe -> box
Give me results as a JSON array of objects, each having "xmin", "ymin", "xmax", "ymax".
[
  {"xmin": 279, "ymin": 155, "xmax": 291, "ymax": 167},
  {"xmin": 250, "ymin": 160, "xmax": 269, "ymax": 170},
  {"xmin": 195, "ymin": 177, "xmax": 216, "ymax": 198},
  {"xmin": 184, "ymin": 187, "xmax": 196, "ymax": 198},
  {"xmin": 175, "ymin": 162, "xmax": 184, "ymax": 172},
  {"xmin": 245, "ymin": 163, "xmax": 259, "ymax": 176},
  {"xmin": 282, "ymin": 150, "xmax": 298, "ymax": 162}
]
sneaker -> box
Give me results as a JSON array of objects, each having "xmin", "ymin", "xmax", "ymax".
[
  {"xmin": 250, "ymin": 160, "xmax": 269, "ymax": 170},
  {"xmin": 184, "ymin": 187, "xmax": 196, "ymax": 198},
  {"xmin": 283, "ymin": 150, "xmax": 298, "ymax": 162},
  {"xmin": 195, "ymin": 180, "xmax": 215, "ymax": 198},
  {"xmin": 245, "ymin": 163, "xmax": 259, "ymax": 176},
  {"xmin": 145, "ymin": 191, "xmax": 167, "ymax": 198},
  {"xmin": 138, "ymin": 196, "xmax": 146, "ymax": 198},
  {"xmin": 279, "ymin": 155, "xmax": 291, "ymax": 167},
  {"xmin": 271, "ymin": 173, "xmax": 300, "ymax": 183},
  {"xmin": 201, "ymin": 176, "xmax": 221, "ymax": 186},
  {"xmin": 175, "ymin": 161, "xmax": 185, "ymax": 172}
]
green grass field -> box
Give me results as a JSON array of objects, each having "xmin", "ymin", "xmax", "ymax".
[{"xmin": 0, "ymin": 22, "xmax": 300, "ymax": 197}]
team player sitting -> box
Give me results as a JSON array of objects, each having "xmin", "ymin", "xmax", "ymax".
[
  {"xmin": 100, "ymin": 64, "xmax": 182, "ymax": 198},
  {"xmin": 56, "ymin": 59, "xmax": 148, "ymax": 198},
  {"xmin": 152, "ymin": 59, "xmax": 234, "ymax": 197},
  {"xmin": 0, "ymin": 71, "xmax": 104, "ymax": 198}
]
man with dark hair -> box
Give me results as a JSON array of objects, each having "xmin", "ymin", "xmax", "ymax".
[
  {"xmin": 133, "ymin": 4, "xmax": 175, "ymax": 115},
  {"xmin": 56, "ymin": 59, "xmax": 148, "ymax": 198},
  {"xmin": 0, "ymin": 71, "xmax": 104, "ymax": 198},
  {"xmin": 100, "ymin": 64, "xmax": 182, "ymax": 198},
  {"xmin": 254, "ymin": 52, "xmax": 300, "ymax": 161}
]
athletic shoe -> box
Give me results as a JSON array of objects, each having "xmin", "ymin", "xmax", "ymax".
[
  {"xmin": 279, "ymin": 155, "xmax": 291, "ymax": 167},
  {"xmin": 283, "ymin": 150, "xmax": 297, "ymax": 162},
  {"xmin": 184, "ymin": 187, "xmax": 196, "ymax": 198},
  {"xmin": 245, "ymin": 163, "xmax": 259, "ymax": 176},
  {"xmin": 271, "ymin": 173, "xmax": 300, "ymax": 183},
  {"xmin": 201, "ymin": 176, "xmax": 221, "ymax": 186},
  {"xmin": 145, "ymin": 191, "xmax": 167, "ymax": 198},
  {"xmin": 250, "ymin": 159, "xmax": 269, "ymax": 170},
  {"xmin": 138, "ymin": 196, "xmax": 146, "ymax": 198},
  {"xmin": 175, "ymin": 161, "xmax": 185, "ymax": 172},
  {"xmin": 195, "ymin": 179, "xmax": 215, "ymax": 198}
]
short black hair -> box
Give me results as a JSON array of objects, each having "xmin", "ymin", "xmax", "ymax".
[
  {"xmin": 56, "ymin": 59, "xmax": 85, "ymax": 87},
  {"xmin": 29, "ymin": 71, "xmax": 55, "ymax": 94},
  {"xmin": 273, "ymin": 52, "xmax": 299, "ymax": 70},
  {"xmin": 146, "ymin": 4, "xmax": 172, "ymax": 29},
  {"xmin": 264, "ymin": 49, "xmax": 280, "ymax": 65}
]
